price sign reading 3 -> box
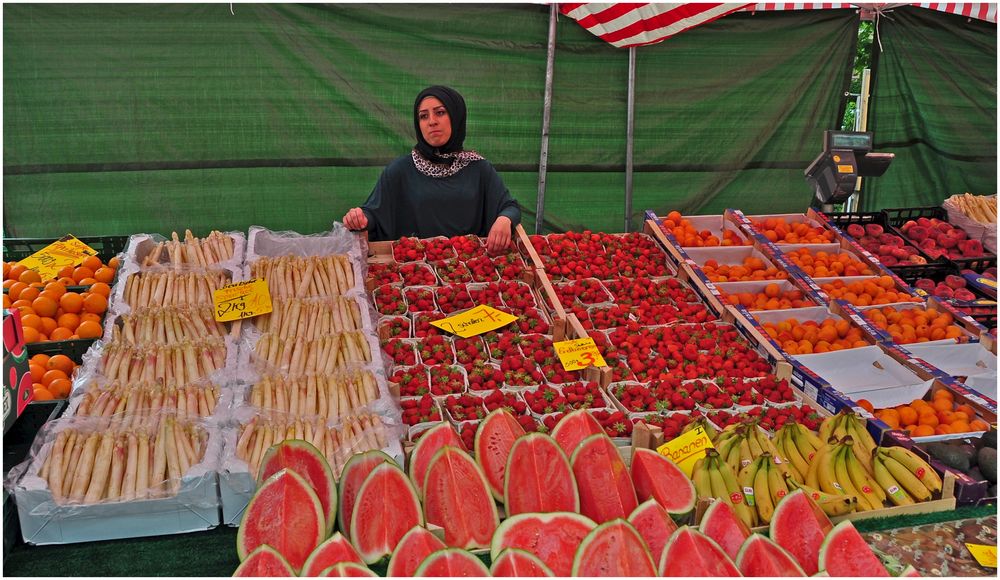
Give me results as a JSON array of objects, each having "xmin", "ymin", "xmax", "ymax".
[{"xmin": 553, "ymin": 337, "xmax": 606, "ymax": 371}]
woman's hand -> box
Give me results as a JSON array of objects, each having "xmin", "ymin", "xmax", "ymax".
[
  {"xmin": 343, "ymin": 208, "xmax": 368, "ymax": 231},
  {"xmin": 486, "ymin": 216, "xmax": 513, "ymax": 253}
]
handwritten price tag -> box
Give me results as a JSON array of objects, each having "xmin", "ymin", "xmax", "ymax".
[
  {"xmin": 965, "ymin": 543, "xmax": 997, "ymax": 568},
  {"xmin": 553, "ymin": 337, "xmax": 606, "ymax": 371},
  {"xmin": 656, "ymin": 426, "xmax": 715, "ymax": 476},
  {"xmin": 430, "ymin": 305, "xmax": 517, "ymax": 338},
  {"xmin": 17, "ymin": 235, "xmax": 98, "ymax": 281},
  {"xmin": 213, "ymin": 278, "xmax": 273, "ymax": 322}
]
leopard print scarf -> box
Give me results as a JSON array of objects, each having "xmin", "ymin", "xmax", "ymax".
[{"xmin": 411, "ymin": 148, "xmax": 484, "ymax": 179}]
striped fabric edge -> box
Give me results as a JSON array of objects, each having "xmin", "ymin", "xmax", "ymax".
[
  {"xmin": 913, "ymin": 2, "xmax": 997, "ymax": 23},
  {"xmin": 559, "ymin": 3, "xmax": 753, "ymax": 48}
]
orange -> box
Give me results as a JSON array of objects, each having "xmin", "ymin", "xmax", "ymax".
[
  {"xmin": 47, "ymin": 378, "xmax": 72, "ymax": 399},
  {"xmin": 856, "ymin": 399, "xmax": 874, "ymax": 413},
  {"xmin": 71, "ymin": 266, "xmax": 95, "ymax": 284},
  {"xmin": 18, "ymin": 286, "xmax": 40, "ymax": 303},
  {"xmin": 89, "ymin": 282, "xmax": 111, "ymax": 298},
  {"xmin": 19, "ymin": 313, "xmax": 42, "ymax": 331},
  {"xmin": 93, "ymin": 267, "xmax": 115, "ymax": 284},
  {"xmin": 896, "ymin": 406, "xmax": 918, "ymax": 426},
  {"xmin": 950, "ymin": 421, "xmax": 971, "ymax": 433},
  {"xmin": 83, "ymin": 293, "xmax": 107, "ymax": 314},
  {"xmin": 81, "ymin": 255, "xmax": 102, "ymax": 271},
  {"xmin": 31, "ymin": 296, "xmax": 58, "ymax": 318},
  {"xmin": 932, "ymin": 398, "xmax": 953, "ymax": 413},
  {"xmin": 18, "ymin": 269, "xmax": 42, "ymax": 284},
  {"xmin": 80, "ymin": 313, "xmax": 101, "ymax": 324},
  {"xmin": 935, "ymin": 424, "xmax": 953, "ymax": 435},
  {"xmin": 951, "ymin": 411, "xmax": 970, "ymax": 423},
  {"xmin": 955, "ymin": 404, "xmax": 975, "ymax": 418},
  {"xmin": 970, "ymin": 419, "xmax": 989, "ymax": 432},
  {"xmin": 28, "ymin": 362, "xmax": 46, "ymax": 381},
  {"xmin": 30, "ymin": 353, "xmax": 50, "ymax": 366},
  {"xmin": 44, "ymin": 281, "xmax": 67, "ymax": 296},
  {"xmin": 8, "ymin": 264, "xmax": 28, "ymax": 281},
  {"xmin": 933, "ymin": 388, "xmax": 953, "ymax": 401},
  {"xmin": 7, "ymin": 281, "xmax": 28, "ymax": 301},
  {"xmin": 31, "ymin": 386, "xmax": 54, "ymax": 401},
  {"xmin": 77, "ymin": 277, "xmax": 98, "ymax": 286},
  {"xmin": 49, "ymin": 327, "xmax": 74, "ymax": 341},
  {"xmin": 76, "ymin": 320, "xmax": 102, "ymax": 339},
  {"xmin": 39, "ymin": 317, "xmax": 57, "ymax": 337},
  {"xmin": 911, "ymin": 425, "xmax": 935, "ymax": 437},
  {"xmin": 57, "ymin": 313, "xmax": 80, "ymax": 331},
  {"xmin": 877, "ymin": 409, "xmax": 901, "ymax": 429},
  {"xmin": 918, "ymin": 412, "xmax": 939, "ymax": 428},
  {"xmin": 46, "ymin": 354, "xmax": 75, "ymax": 375},
  {"xmin": 1, "ymin": 295, "xmax": 9, "ymax": 309},
  {"xmin": 59, "ymin": 292, "xmax": 84, "ymax": 314},
  {"xmin": 40, "ymin": 369, "xmax": 68, "ymax": 386}
]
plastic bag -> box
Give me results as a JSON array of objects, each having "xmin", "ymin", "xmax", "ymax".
[{"xmin": 125, "ymin": 230, "xmax": 246, "ymax": 271}]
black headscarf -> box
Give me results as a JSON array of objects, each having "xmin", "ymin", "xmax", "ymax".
[{"xmin": 413, "ymin": 85, "xmax": 467, "ymax": 164}]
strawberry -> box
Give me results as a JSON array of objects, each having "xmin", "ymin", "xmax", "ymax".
[
  {"xmin": 591, "ymin": 410, "xmax": 632, "ymax": 438},
  {"xmin": 433, "ymin": 259, "xmax": 473, "ymax": 284},
  {"xmin": 378, "ymin": 316, "xmax": 411, "ymax": 339},
  {"xmin": 493, "ymin": 252, "xmax": 526, "ymax": 280},
  {"xmin": 499, "ymin": 281, "xmax": 538, "ymax": 312},
  {"xmin": 374, "ymin": 284, "xmax": 407, "ymax": 316},
  {"xmin": 523, "ymin": 385, "xmax": 568, "ymax": 415},
  {"xmin": 392, "ymin": 237, "xmax": 427, "ymax": 262},
  {"xmin": 366, "ymin": 262, "xmax": 403, "ymax": 287},
  {"xmin": 467, "ymin": 283, "xmax": 505, "ymax": 309},
  {"xmin": 429, "ymin": 364, "xmax": 467, "ymax": 396},
  {"xmin": 382, "ymin": 338, "xmax": 418, "ymax": 366},
  {"xmin": 514, "ymin": 308, "xmax": 551, "ymax": 334},
  {"xmin": 404, "ymin": 287, "xmax": 437, "ymax": 313},
  {"xmin": 400, "ymin": 394, "xmax": 441, "ymax": 425},
  {"xmin": 398, "ymin": 262, "xmax": 437, "ymax": 286},
  {"xmin": 482, "ymin": 389, "xmax": 528, "ymax": 414},
  {"xmin": 459, "ymin": 422, "xmax": 479, "ymax": 451},
  {"xmin": 516, "ymin": 414, "xmax": 540, "ymax": 432}
]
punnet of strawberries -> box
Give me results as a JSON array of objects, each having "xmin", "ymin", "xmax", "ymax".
[
  {"xmin": 500, "ymin": 355, "xmax": 544, "ymax": 386},
  {"xmin": 450, "ymin": 234, "xmax": 486, "ymax": 260},
  {"xmin": 400, "ymin": 394, "xmax": 441, "ymax": 426},
  {"xmin": 748, "ymin": 404, "xmax": 823, "ymax": 431},
  {"xmin": 412, "ymin": 311, "xmax": 446, "ymax": 337},
  {"xmin": 404, "ymin": 287, "xmax": 436, "ymax": 313},
  {"xmin": 493, "ymin": 252, "xmax": 526, "ymax": 280},
  {"xmin": 468, "ymin": 282, "xmax": 505, "ymax": 309},
  {"xmin": 417, "ymin": 335, "xmax": 455, "ymax": 365},
  {"xmin": 634, "ymin": 412, "xmax": 697, "ymax": 440},
  {"xmin": 424, "ymin": 237, "xmax": 458, "ymax": 261},
  {"xmin": 464, "ymin": 362, "xmax": 506, "ymax": 391},
  {"xmin": 588, "ymin": 305, "xmax": 633, "ymax": 330},
  {"xmin": 464, "ymin": 256, "xmax": 501, "ymax": 283},
  {"xmin": 433, "ymin": 259, "xmax": 473, "ymax": 284},
  {"xmin": 459, "ymin": 422, "xmax": 479, "ymax": 451},
  {"xmin": 382, "ymin": 338, "xmax": 418, "ymax": 366},
  {"xmin": 392, "ymin": 365, "xmax": 431, "ymax": 397},
  {"xmin": 392, "ymin": 237, "xmax": 427, "ymax": 262},
  {"xmin": 485, "ymin": 332, "xmax": 522, "ymax": 360},
  {"xmin": 367, "ymin": 262, "xmax": 402, "ymax": 287},
  {"xmin": 378, "ymin": 316, "xmax": 410, "ymax": 339},
  {"xmin": 435, "ymin": 284, "xmax": 475, "ymax": 314},
  {"xmin": 499, "ymin": 281, "xmax": 538, "ymax": 312},
  {"xmin": 445, "ymin": 394, "xmax": 488, "ymax": 422},
  {"xmin": 754, "ymin": 376, "xmax": 797, "ymax": 403},
  {"xmin": 374, "ymin": 284, "xmax": 407, "ymax": 316},
  {"xmin": 513, "ymin": 308, "xmax": 550, "ymax": 334},
  {"xmin": 518, "ymin": 333, "xmax": 554, "ymax": 357},
  {"xmin": 398, "ymin": 262, "xmax": 437, "ymax": 286},
  {"xmin": 429, "ymin": 364, "xmax": 467, "ymax": 396},
  {"xmin": 591, "ymin": 410, "xmax": 633, "ymax": 438},
  {"xmin": 454, "ymin": 336, "xmax": 489, "ymax": 365},
  {"xmin": 482, "ymin": 389, "xmax": 528, "ymax": 414}
]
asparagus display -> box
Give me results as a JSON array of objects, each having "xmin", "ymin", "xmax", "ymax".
[
  {"xmin": 75, "ymin": 381, "xmax": 220, "ymax": 423},
  {"xmin": 142, "ymin": 230, "xmax": 236, "ymax": 267},
  {"xmin": 249, "ymin": 255, "xmax": 356, "ymax": 298},
  {"xmin": 253, "ymin": 331, "xmax": 372, "ymax": 375},
  {"xmin": 99, "ymin": 337, "xmax": 227, "ymax": 383},
  {"xmin": 111, "ymin": 305, "xmax": 227, "ymax": 345},
  {"xmin": 123, "ymin": 270, "xmax": 231, "ymax": 308},
  {"xmin": 248, "ymin": 371, "xmax": 380, "ymax": 419}
]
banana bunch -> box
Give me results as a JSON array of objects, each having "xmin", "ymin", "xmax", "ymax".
[
  {"xmin": 872, "ymin": 446, "xmax": 942, "ymax": 506},
  {"xmin": 692, "ymin": 448, "xmax": 755, "ymax": 528},
  {"xmin": 819, "ymin": 410, "xmax": 878, "ymax": 475},
  {"xmin": 715, "ymin": 424, "xmax": 796, "ymax": 481},
  {"xmin": 806, "ymin": 435, "xmax": 885, "ymax": 511},
  {"xmin": 773, "ymin": 422, "xmax": 824, "ymax": 482},
  {"xmin": 784, "ymin": 475, "xmax": 858, "ymax": 517},
  {"xmin": 736, "ymin": 452, "xmax": 790, "ymax": 525},
  {"xmin": 681, "ymin": 416, "xmax": 719, "ymax": 441}
]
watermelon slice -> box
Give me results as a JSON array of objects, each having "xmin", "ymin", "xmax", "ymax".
[
  {"xmin": 233, "ymin": 545, "xmax": 297, "ymax": 577},
  {"xmin": 338, "ymin": 450, "xmax": 393, "ymax": 540},
  {"xmin": 736, "ymin": 534, "xmax": 806, "ymax": 577},
  {"xmin": 475, "ymin": 409, "xmax": 525, "ymax": 502},
  {"xmin": 818, "ymin": 521, "xmax": 890, "ymax": 577},
  {"xmin": 699, "ymin": 499, "xmax": 751, "ymax": 561},
  {"xmin": 237, "ymin": 469, "xmax": 325, "ymax": 573},
  {"xmin": 413, "ymin": 548, "xmax": 491, "ymax": 577},
  {"xmin": 570, "ymin": 434, "xmax": 638, "ymax": 523},
  {"xmin": 658, "ymin": 526, "xmax": 741, "ymax": 577},
  {"xmin": 900, "ymin": 565, "xmax": 921, "ymax": 577},
  {"xmin": 572, "ymin": 519, "xmax": 657, "ymax": 576},
  {"xmin": 630, "ymin": 448, "xmax": 696, "ymax": 517},
  {"xmin": 490, "ymin": 512, "xmax": 597, "ymax": 577},
  {"xmin": 409, "ymin": 423, "xmax": 464, "ymax": 499},
  {"xmin": 769, "ymin": 489, "xmax": 834, "ymax": 576},
  {"xmin": 258, "ymin": 439, "xmax": 338, "ymax": 537},
  {"xmin": 423, "ymin": 446, "xmax": 499, "ymax": 550},
  {"xmin": 504, "ymin": 433, "xmax": 579, "ymax": 515},
  {"xmin": 550, "ymin": 409, "xmax": 604, "ymax": 457},
  {"xmin": 350, "ymin": 462, "xmax": 423, "ymax": 564},
  {"xmin": 318, "ymin": 562, "xmax": 378, "ymax": 577},
  {"xmin": 627, "ymin": 498, "xmax": 678, "ymax": 566},
  {"xmin": 387, "ymin": 526, "xmax": 448, "ymax": 578},
  {"xmin": 490, "ymin": 548, "xmax": 554, "ymax": 577},
  {"xmin": 301, "ymin": 532, "xmax": 365, "ymax": 577}
]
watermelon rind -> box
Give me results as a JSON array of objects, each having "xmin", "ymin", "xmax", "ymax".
[
  {"xmin": 350, "ymin": 462, "xmax": 423, "ymax": 564},
  {"xmin": 503, "ymin": 432, "xmax": 579, "ymax": 515},
  {"xmin": 301, "ymin": 532, "xmax": 365, "ymax": 577},
  {"xmin": 237, "ymin": 469, "xmax": 325, "ymax": 573},
  {"xmin": 550, "ymin": 409, "xmax": 603, "ymax": 457},
  {"xmin": 630, "ymin": 447, "xmax": 696, "ymax": 517},
  {"xmin": 699, "ymin": 499, "xmax": 751, "ymax": 561},
  {"xmin": 899, "ymin": 564, "xmax": 921, "ymax": 577},
  {"xmin": 413, "ymin": 547, "xmax": 491, "ymax": 577},
  {"xmin": 233, "ymin": 544, "xmax": 297, "ymax": 577},
  {"xmin": 770, "ymin": 489, "xmax": 834, "ymax": 576},
  {"xmin": 817, "ymin": 520, "xmax": 890, "ymax": 577},
  {"xmin": 387, "ymin": 526, "xmax": 448, "ymax": 578},
  {"xmin": 735, "ymin": 533, "xmax": 806, "ymax": 577},
  {"xmin": 422, "ymin": 446, "xmax": 499, "ymax": 550},
  {"xmin": 570, "ymin": 433, "xmax": 638, "ymax": 523},
  {"xmin": 475, "ymin": 409, "xmax": 525, "ymax": 502},
  {"xmin": 490, "ymin": 511, "xmax": 597, "ymax": 577},
  {"xmin": 627, "ymin": 498, "xmax": 678, "ymax": 566},
  {"xmin": 258, "ymin": 439, "xmax": 338, "ymax": 537},
  {"xmin": 318, "ymin": 562, "xmax": 378, "ymax": 577},
  {"xmin": 490, "ymin": 548, "xmax": 555, "ymax": 577},
  {"xmin": 408, "ymin": 423, "xmax": 463, "ymax": 499},
  {"xmin": 571, "ymin": 518, "xmax": 657, "ymax": 577},
  {"xmin": 338, "ymin": 450, "xmax": 394, "ymax": 539},
  {"xmin": 658, "ymin": 526, "xmax": 741, "ymax": 577}
]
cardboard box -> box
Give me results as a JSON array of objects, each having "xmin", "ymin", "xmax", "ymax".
[
  {"xmin": 3, "ymin": 309, "xmax": 34, "ymax": 435},
  {"xmin": 833, "ymin": 299, "xmax": 984, "ymax": 346},
  {"xmin": 642, "ymin": 212, "xmax": 752, "ymax": 269},
  {"xmin": 894, "ymin": 341, "xmax": 996, "ymax": 399},
  {"xmin": 884, "ymin": 430, "xmax": 989, "ymax": 506}
]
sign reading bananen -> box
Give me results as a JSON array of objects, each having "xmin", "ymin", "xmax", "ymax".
[{"xmin": 657, "ymin": 426, "xmax": 714, "ymax": 475}]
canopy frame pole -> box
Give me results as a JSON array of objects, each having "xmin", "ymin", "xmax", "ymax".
[
  {"xmin": 535, "ymin": 4, "xmax": 558, "ymax": 234},
  {"xmin": 625, "ymin": 46, "xmax": 637, "ymax": 232}
]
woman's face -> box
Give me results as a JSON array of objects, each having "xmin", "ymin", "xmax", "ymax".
[{"xmin": 418, "ymin": 96, "xmax": 452, "ymax": 148}]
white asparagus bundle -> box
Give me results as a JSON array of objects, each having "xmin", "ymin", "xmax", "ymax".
[
  {"xmin": 142, "ymin": 230, "xmax": 236, "ymax": 267},
  {"xmin": 253, "ymin": 332, "xmax": 372, "ymax": 375},
  {"xmin": 255, "ymin": 296, "xmax": 363, "ymax": 338},
  {"xmin": 235, "ymin": 412, "xmax": 389, "ymax": 479},
  {"xmin": 249, "ymin": 254, "xmax": 356, "ymax": 299},
  {"xmin": 40, "ymin": 417, "xmax": 207, "ymax": 505},
  {"xmin": 948, "ymin": 192, "xmax": 997, "ymax": 224},
  {"xmin": 248, "ymin": 371, "xmax": 380, "ymax": 420},
  {"xmin": 75, "ymin": 380, "xmax": 221, "ymax": 424},
  {"xmin": 112, "ymin": 305, "xmax": 226, "ymax": 346},
  {"xmin": 99, "ymin": 337, "xmax": 227, "ymax": 383},
  {"xmin": 123, "ymin": 270, "xmax": 231, "ymax": 309}
]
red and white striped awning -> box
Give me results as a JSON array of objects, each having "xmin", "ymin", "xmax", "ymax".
[{"xmin": 559, "ymin": 3, "xmax": 997, "ymax": 48}]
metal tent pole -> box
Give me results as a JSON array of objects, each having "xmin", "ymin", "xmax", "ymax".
[
  {"xmin": 535, "ymin": 4, "xmax": 558, "ymax": 234},
  {"xmin": 625, "ymin": 46, "xmax": 636, "ymax": 232}
]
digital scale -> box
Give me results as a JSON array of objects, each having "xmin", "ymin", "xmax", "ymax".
[{"xmin": 805, "ymin": 130, "xmax": 894, "ymax": 211}]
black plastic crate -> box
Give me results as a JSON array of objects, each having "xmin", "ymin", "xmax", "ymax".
[
  {"xmin": 948, "ymin": 254, "xmax": 998, "ymax": 275},
  {"xmin": 820, "ymin": 210, "xmax": 887, "ymax": 229},
  {"xmin": 881, "ymin": 206, "xmax": 950, "ymax": 227},
  {"xmin": 26, "ymin": 339, "xmax": 97, "ymax": 365},
  {"xmin": 3, "ymin": 235, "xmax": 128, "ymax": 263}
]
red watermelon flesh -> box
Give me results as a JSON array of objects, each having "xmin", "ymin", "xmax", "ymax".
[
  {"xmin": 414, "ymin": 548, "xmax": 491, "ymax": 577},
  {"xmin": 350, "ymin": 463, "xmax": 423, "ymax": 564},
  {"xmin": 491, "ymin": 512, "xmax": 597, "ymax": 577},
  {"xmin": 818, "ymin": 521, "xmax": 889, "ymax": 577},
  {"xmin": 659, "ymin": 526, "xmax": 741, "ymax": 577},
  {"xmin": 550, "ymin": 409, "xmax": 604, "ymax": 457},
  {"xmin": 699, "ymin": 499, "xmax": 751, "ymax": 561},
  {"xmin": 409, "ymin": 423, "xmax": 464, "ymax": 499},
  {"xmin": 475, "ymin": 409, "xmax": 525, "ymax": 502},
  {"xmin": 301, "ymin": 532, "xmax": 365, "ymax": 577},
  {"xmin": 572, "ymin": 519, "xmax": 657, "ymax": 576},
  {"xmin": 387, "ymin": 526, "xmax": 447, "ymax": 578},
  {"xmin": 490, "ymin": 548, "xmax": 554, "ymax": 577},
  {"xmin": 423, "ymin": 446, "xmax": 499, "ymax": 550},
  {"xmin": 769, "ymin": 489, "xmax": 833, "ymax": 576},
  {"xmin": 338, "ymin": 450, "xmax": 393, "ymax": 540},
  {"xmin": 233, "ymin": 545, "xmax": 297, "ymax": 577},
  {"xmin": 736, "ymin": 534, "xmax": 806, "ymax": 577},
  {"xmin": 630, "ymin": 448, "xmax": 696, "ymax": 516},
  {"xmin": 258, "ymin": 440, "xmax": 337, "ymax": 536},
  {"xmin": 504, "ymin": 433, "xmax": 579, "ymax": 515},
  {"xmin": 571, "ymin": 434, "xmax": 638, "ymax": 523},
  {"xmin": 237, "ymin": 469, "xmax": 325, "ymax": 573},
  {"xmin": 318, "ymin": 562, "xmax": 378, "ymax": 577},
  {"xmin": 627, "ymin": 498, "xmax": 678, "ymax": 566}
]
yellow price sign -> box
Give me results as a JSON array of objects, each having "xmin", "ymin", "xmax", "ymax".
[
  {"xmin": 213, "ymin": 278, "xmax": 273, "ymax": 322},
  {"xmin": 966, "ymin": 544, "xmax": 997, "ymax": 568},
  {"xmin": 656, "ymin": 426, "xmax": 715, "ymax": 476},
  {"xmin": 553, "ymin": 337, "xmax": 607, "ymax": 371},
  {"xmin": 430, "ymin": 305, "xmax": 517, "ymax": 338},
  {"xmin": 17, "ymin": 235, "xmax": 98, "ymax": 281}
]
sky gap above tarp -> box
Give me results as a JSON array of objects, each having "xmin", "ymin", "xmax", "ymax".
[{"xmin": 560, "ymin": 2, "xmax": 996, "ymax": 47}]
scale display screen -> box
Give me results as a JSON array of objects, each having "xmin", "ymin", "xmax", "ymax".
[{"xmin": 828, "ymin": 132, "xmax": 872, "ymax": 150}]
